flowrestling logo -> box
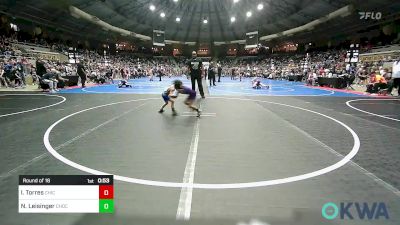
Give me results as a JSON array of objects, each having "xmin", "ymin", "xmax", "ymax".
[
  {"xmin": 359, "ymin": 12, "xmax": 382, "ymax": 20},
  {"xmin": 321, "ymin": 202, "xmax": 389, "ymax": 220}
]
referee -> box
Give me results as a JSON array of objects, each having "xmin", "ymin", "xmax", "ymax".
[
  {"xmin": 77, "ymin": 61, "xmax": 87, "ymax": 88},
  {"xmin": 187, "ymin": 51, "xmax": 205, "ymax": 98}
]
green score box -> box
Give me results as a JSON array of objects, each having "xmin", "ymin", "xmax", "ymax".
[{"xmin": 99, "ymin": 199, "xmax": 114, "ymax": 213}]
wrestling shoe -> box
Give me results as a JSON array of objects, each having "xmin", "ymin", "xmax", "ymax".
[
  {"xmin": 158, "ymin": 109, "xmax": 164, "ymax": 113},
  {"xmin": 172, "ymin": 109, "xmax": 178, "ymax": 116},
  {"xmin": 197, "ymin": 109, "xmax": 202, "ymax": 117}
]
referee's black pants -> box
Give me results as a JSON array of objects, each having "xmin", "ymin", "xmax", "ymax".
[
  {"xmin": 209, "ymin": 75, "xmax": 216, "ymax": 86},
  {"xmin": 79, "ymin": 74, "xmax": 86, "ymax": 88},
  {"xmin": 191, "ymin": 74, "xmax": 204, "ymax": 97}
]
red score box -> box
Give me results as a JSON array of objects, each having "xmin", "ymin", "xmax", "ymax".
[{"xmin": 99, "ymin": 185, "xmax": 114, "ymax": 199}]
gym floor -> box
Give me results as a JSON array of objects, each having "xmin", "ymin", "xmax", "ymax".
[{"xmin": 0, "ymin": 78, "xmax": 399, "ymax": 225}]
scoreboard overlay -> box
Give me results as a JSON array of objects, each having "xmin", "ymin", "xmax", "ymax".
[{"xmin": 18, "ymin": 175, "xmax": 114, "ymax": 213}]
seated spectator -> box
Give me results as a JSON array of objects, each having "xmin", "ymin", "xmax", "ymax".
[
  {"xmin": 306, "ymin": 70, "xmax": 318, "ymax": 86},
  {"xmin": 381, "ymin": 68, "xmax": 391, "ymax": 81},
  {"xmin": 36, "ymin": 59, "xmax": 47, "ymax": 78},
  {"xmin": 0, "ymin": 61, "xmax": 9, "ymax": 88},
  {"xmin": 340, "ymin": 70, "xmax": 356, "ymax": 90},
  {"xmin": 14, "ymin": 60, "xmax": 26, "ymax": 88},
  {"xmin": 388, "ymin": 59, "xmax": 400, "ymax": 96},
  {"xmin": 357, "ymin": 68, "xmax": 368, "ymax": 85},
  {"xmin": 41, "ymin": 69, "xmax": 68, "ymax": 93},
  {"xmin": 366, "ymin": 72, "xmax": 388, "ymax": 93},
  {"xmin": 3, "ymin": 60, "xmax": 16, "ymax": 88}
]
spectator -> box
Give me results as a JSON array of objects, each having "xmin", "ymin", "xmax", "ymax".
[
  {"xmin": 208, "ymin": 62, "xmax": 216, "ymax": 86},
  {"xmin": 366, "ymin": 71, "xmax": 388, "ymax": 93},
  {"xmin": 0, "ymin": 60, "xmax": 9, "ymax": 88},
  {"xmin": 388, "ymin": 59, "xmax": 400, "ymax": 96},
  {"xmin": 36, "ymin": 59, "xmax": 47, "ymax": 77},
  {"xmin": 306, "ymin": 69, "xmax": 318, "ymax": 86},
  {"xmin": 41, "ymin": 70, "xmax": 68, "ymax": 93}
]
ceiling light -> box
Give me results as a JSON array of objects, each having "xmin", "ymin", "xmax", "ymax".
[
  {"xmin": 160, "ymin": 12, "xmax": 165, "ymax": 17},
  {"xmin": 173, "ymin": 0, "xmax": 178, "ymax": 2},
  {"xmin": 230, "ymin": 16, "xmax": 236, "ymax": 22},
  {"xmin": 246, "ymin": 11, "xmax": 252, "ymax": 17},
  {"xmin": 176, "ymin": 17, "xmax": 181, "ymax": 22},
  {"xmin": 149, "ymin": 5, "xmax": 155, "ymax": 11},
  {"xmin": 203, "ymin": 19, "xmax": 208, "ymax": 24},
  {"xmin": 233, "ymin": 0, "xmax": 239, "ymax": 3},
  {"xmin": 257, "ymin": 3, "xmax": 263, "ymax": 10}
]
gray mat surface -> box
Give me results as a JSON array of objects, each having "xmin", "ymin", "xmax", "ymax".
[{"xmin": 0, "ymin": 94, "xmax": 399, "ymax": 225}]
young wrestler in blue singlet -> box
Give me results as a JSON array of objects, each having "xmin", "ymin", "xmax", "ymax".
[{"xmin": 158, "ymin": 83, "xmax": 178, "ymax": 116}]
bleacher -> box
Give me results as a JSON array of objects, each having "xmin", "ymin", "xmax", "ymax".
[
  {"xmin": 9, "ymin": 41, "xmax": 68, "ymax": 62},
  {"xmin": 12, "ymin": 42, "xmax": 52, "ymax": 53},
  {"xmin": 369, "ymin": 44, "xmax": 400, "ymax": 53}
]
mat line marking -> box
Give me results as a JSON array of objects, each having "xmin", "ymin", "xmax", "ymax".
[
  {"xmin": 79, "ymin": 80, "xmax": 336, "ymax": 96},
  {"xmin": 176, "ymin": 118, "xmax": 200, "ymax": 220},
  {"xmin": 257, "ymin": 103, "xmax": 400, "ymax": 197},
  {"xmin": 348, "ymin": 102, "xmax": 399, "ymax": 105},
  {"xmin": 175, "ymin": 99, "xmax": 204, "ymax": 219},
  {"xmin": 180, "ymin": 115, "xmax": 215, "ymax": 117},
  {"xmin": 0, "ymin": 94, "xmax": 66, "ymax": 118},
  {"xmin": 296, "ymin": 99, "xmax": 400, "ymax": 131},
  {"xmin": 0, "ymin": 103, "xmax": 147, "ymax": 180},
  {"xmin": 345, "ymin": 114, "xmax": 399, "ymax": 117},
  {"xmin": 210, "ymin": 89, "xmax": 335, "ymax": 96},
  {"xmin": 43, "ymin": 97, "xmax": 361, "ymax": 189},
  {"xmin": 332, "ymin": 111, "xmax": 400, "ymax": 131},
  {"xmin": 346, "ymin": 99, "xmax": 400, "ymax": 122},
  {"xmin": 183, "ymin": 112, "xmax": 216, "ymax": 115}
]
